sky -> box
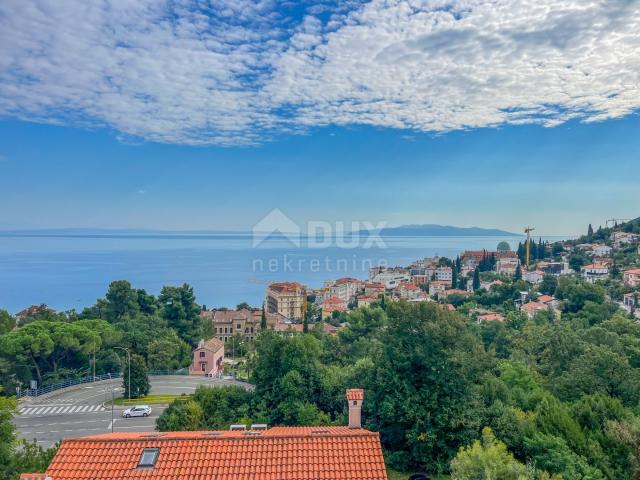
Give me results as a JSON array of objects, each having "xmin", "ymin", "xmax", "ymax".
[{"xmin": 0, "ymin": 0, "xmax": 639, "ymax": 235}]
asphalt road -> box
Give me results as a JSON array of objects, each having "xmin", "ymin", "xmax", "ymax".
[{"xmin": 15, "ymin": 375, "xmax": 249, "ymax": 448}]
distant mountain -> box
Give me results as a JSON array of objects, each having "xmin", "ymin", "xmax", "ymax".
[{"xmin": 359, "ymin": 224, "xmax": 519, "ymax": 237}]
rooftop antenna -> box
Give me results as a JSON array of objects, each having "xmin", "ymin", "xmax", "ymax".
[{"xmin": 524, "ymin": 226, "xmax": 535, "ymax": 269}]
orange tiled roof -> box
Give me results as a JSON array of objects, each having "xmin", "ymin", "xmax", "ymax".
[
  {"xmin": 346, "ymin": 389, "xmax": 364, "ymax": 401},
  {"xmin": 20, "ymin": 474, "xmax": 47, "ymax": 480},
  {"xmin": 521, "ymin": 301, "xmax": 547, "ymax": 311},
  {"xmin": 477, "ymin": 313, "xmax": 505, "ymax": 322},
  {"xmin": 199, "ymin": 337, "xmax": 224, "ymax": 353},
  {"xmin": 40, "ymin": 427, "xmax": 387, "ymax": 480}
]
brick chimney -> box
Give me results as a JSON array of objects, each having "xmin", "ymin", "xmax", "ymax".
[{"xmin": 346, "ymin": 389, "xmax": 364, "ymax": 428}]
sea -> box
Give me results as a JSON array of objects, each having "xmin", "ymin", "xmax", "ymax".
[{"xmin": 0, "ymin": 233, "xmax": 570, "ymax": 314}]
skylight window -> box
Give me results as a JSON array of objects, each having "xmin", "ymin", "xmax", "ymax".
[{"xmin": 138, "ymin": 448, "xmax": 160, "ymax": 468}]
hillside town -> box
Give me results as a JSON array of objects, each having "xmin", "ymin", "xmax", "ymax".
[
  {"xmin": 6, "ymin": 219, "xmax": 640, "ymax": 480},
  {"xmin": 194, "ymin": 225, "xmax": 640, "ymax": 359}
]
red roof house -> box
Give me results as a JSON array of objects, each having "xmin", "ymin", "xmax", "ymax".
[{"xmin": 24, "ymin": 390, "xmax": 386, "ymax": 480}]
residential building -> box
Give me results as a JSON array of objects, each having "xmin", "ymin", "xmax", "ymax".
[
  {"xmin": 357, "ymin": 294, "xmax": 380, "ymax": 308},
  {"xmin": 265, "ymin": 282, "xmax": 307, "ymax": 320},
  {"xmin": 538, "ymin": 261, "xmax": 571, "ymax": 276},
  {"xmin": 623, "ymin": 269, "xmax": 640, "ymax": 287},
  {"xmin": 364, "ymin": 282, "xmax": 386, "ymax": 296},
  {"xmin": 322, "ymin": 296, "xmax": 348, "ymax": 318},
  {"xmin": 496, "ymin": 257, "xmax": 519, "ymax": 276},
  {"xmin": 15, "ymin": 304, "xmax": 55, "ymax": 324},
  {"xmin": 200, "ymin": 308, "xmax": 282, "ymax": 343},
  {"xmin": 581, "ymin": 263, "xmax": 609, "ymax": 283},
  {"xmin": 428, "ymin": 281, "xmax": 448, "ymax": 297},
  {"xmin": 329, "ymin": 277, "xmax": 362, "ymax": 303},
  {"xmin": 22, "ymin": 390, "xmax": 387, "ymax": 480},
  {"xmin": 480, "ymin": 279, "xmax": 504, "ymax": 291},
  {"xmin": 189, "ymin": 338, "xmax": 224, "ymax": 376},
  {"xmin": 369, "ymin": 267, "xmax": 411, "ymax": 288},
  {"xmin": 592, "ymin": 244, "xmax": 613, "ymax": 257},
  {"xmin": 523, "ymin": 270, "xmax": 545, "ymax": 284},
  {"xmin": 623, "ymin": 292, "xmax": 638, "ymax": 309},
  {"xmin": 612, "ymin": 231, "xmax": 639, "ymax": 247},
  {"xmin": 396, "ymin": 282, "xmax": 426, "ymax": 301},
  {"xmin": 441, "ymin": 288, "xmax": 471, "ymax": 299},
  {"xmin": 521, "ymin": 301, "xmax": 548, "ymax": 318},
  {"xmin": 435, "ymin": 266, "xmax": 453, "ymax": 285},
  {"xmin": 477, "ymin": 313, "xmax": 505, "ymax": 323},
  {"xmin": 537, "ymin": 294, "xmax": 558, "ymax": 309}
]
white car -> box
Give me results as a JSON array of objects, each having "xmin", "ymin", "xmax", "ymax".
[{"xmin": 122, "ymin": 405, "xmax": 152, "ymax": 418}]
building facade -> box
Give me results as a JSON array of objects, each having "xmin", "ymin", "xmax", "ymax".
[{"xmin": 265, "ymin": 282, "xmax": 307, "ymax": 320}]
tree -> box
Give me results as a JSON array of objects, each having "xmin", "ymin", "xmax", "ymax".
[
  {"xmin": 515, "ymin": 265, "xmax": 523, "ymax": 281},
  {"xmin": 236, "ymin": 302, "xmax": 251, "ymax": 310},
  {"xmin": 0, "ymin": 395, "xmax": 16, "ymax": 477},
  {"xmin": 124, "ymin": 353, "xmax": 150, "ymax": 399},
  {"xmin": 260, "ymin": 307, "xmax": 267, "ymax": 330},
  {"xmin": 0, "ymin": 320, "xmax": 116, "ymax": 386},
  {"xmin": 450, "ymin": 427, "xmax": 529, "ymax": 480},
  {"xmin": 0, "ymin": 392, "xmax": 57, "ymax": 480},
  {"xmin": 0, "ymin": 310, "xmax": 15, "ymax": 335},
  {"xmin": 588, "ymin": 224, "xmax": 594, "ymax": 238},
  {"xmin": 147, "ymin": 336, "xmax": 191, "ymax": 371},
  {"xmin": 473, "ymin": 267, "xmax": 481, "ymax": 291},
  {"xmin": 156, "ymin": 399, "xmax": 203, "ymax": 431},
  {"xmin": 364, "ymin": 302, "xmax": 490, "ymax": 472},
  {"xmin": 104, "ymin": 280, "xmax": 140, "ymax": 322},
  {"xmin": 539, "ymin": 275, "xmax": 558, "ymax": 296},
  {"xmin": 158, "ymin": 284, "xmax": 202, "ymax": 345}
]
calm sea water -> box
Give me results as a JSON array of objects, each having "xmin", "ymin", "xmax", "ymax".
[{"xmin": 0, "ymin": 234, "xmax": 568, "ymax": 313}]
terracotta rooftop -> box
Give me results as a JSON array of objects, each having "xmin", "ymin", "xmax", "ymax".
[
  {"xmin": 36, "ymin": 427, "xmax": 387, "ymax": 480},
  {"xmin": 198, "ymin": 337, "xmax": 224, "ymax": 353}
]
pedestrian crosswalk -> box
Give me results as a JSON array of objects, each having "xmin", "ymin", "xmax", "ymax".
[{"xmin": 19, "ymin": 405, "xmax": 106, "ymax": 417}]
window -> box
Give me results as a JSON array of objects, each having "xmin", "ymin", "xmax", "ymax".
[
  {"xmin": 236, "ymin": 323, "xmax": 241, "ymax": 329},
  {"xmin": 199, "ymin": 351, "xmax": 205, "ymax": 358},
  {"xmin": 201, "ymin": 363, "xmax": 206, "ymax": 372},
  {"xmin": 138, "ymin": 448, "xmax": 160, "ymax": 468}
]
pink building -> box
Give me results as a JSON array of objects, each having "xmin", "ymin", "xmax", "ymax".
[{"xmin": 190, "ymin": 338, "xmax": 224, "ymax": 376}]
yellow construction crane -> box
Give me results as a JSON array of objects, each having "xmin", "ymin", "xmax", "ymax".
[{"xmin": 524, "ymin": 226, "xmax": 535, "ymax": 269}]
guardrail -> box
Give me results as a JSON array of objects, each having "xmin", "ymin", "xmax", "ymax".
[
  {"xmin": 16, "ymin": 369, "xmax": 194, "ymax": 399},
  {"xmin": 17, "ymin": 373, "xmax": 122, "ymax": 399}
]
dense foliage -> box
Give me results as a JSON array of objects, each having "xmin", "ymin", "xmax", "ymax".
[
  {"xmin": 0, "ymin": 393, "xmax": 58, "ymax": 480},
  {"xmin": 156, "ymin": 268, "xmax": 640, "ymax": 477},
  {"xmin": 0, "ymin": 281, "xmax": 200, "ymax": 394}
]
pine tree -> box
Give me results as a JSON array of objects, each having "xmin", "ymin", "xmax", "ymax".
[
  {"xmin": 472, "ymin": 267, "xmax": 480, "ymax": 291},
  {"xmin": 260, "ymin": 306, "xmax": 267, "ymax": 330}
]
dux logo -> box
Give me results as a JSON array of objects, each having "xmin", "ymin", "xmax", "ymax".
[{"xmin": 252, "ymin": 208, "xmax": 301, "ymax": 247}]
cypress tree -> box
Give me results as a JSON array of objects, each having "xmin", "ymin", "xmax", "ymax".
[
  {"xmin": 588, "ymin": 223, "xmax": 594, "ymax": 238},
  {"xmin": 472, "ymin": 267, "xmax": 480, "ymax": 291},
  {"xmin": 515, "ymin": 264, "xmax": 522, "ymax": 281},
  {"xmin": 260, "ymin": 306, "xmax": 267, "ymax": 330}
]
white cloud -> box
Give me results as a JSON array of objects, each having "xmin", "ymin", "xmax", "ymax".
[{"xmin": 0, "ymin": 0, "xmax": 639, "ymax": 146}]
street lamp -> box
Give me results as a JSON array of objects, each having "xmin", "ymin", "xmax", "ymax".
[{"xmin": 114, "ymin": 347, "xmax": 131, "ymax": 401}]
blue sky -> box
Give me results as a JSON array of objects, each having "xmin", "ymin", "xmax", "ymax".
[{"xmin": 1, "ymin": 0, "xmax": 639, "ymax": 235}]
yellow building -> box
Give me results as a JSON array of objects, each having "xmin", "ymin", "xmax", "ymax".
[{"xmin": 265, "ymin": 282, "xmax": 307, "ymax": 320}]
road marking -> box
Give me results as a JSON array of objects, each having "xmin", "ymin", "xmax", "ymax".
[
  {"xmin": 107, "ymin": 420, "xmax": 113, "ymax": 430},
  {"xmin": 32, "ymin": 408, "xmax": 45, "ymax": 415},
  {"xmin": 41, "ymin": 407, "xmax": 53, "ymax": 415},
  {"xmin": 21, "ymin": 408, "xmax": 34, "ymax": 415}
]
